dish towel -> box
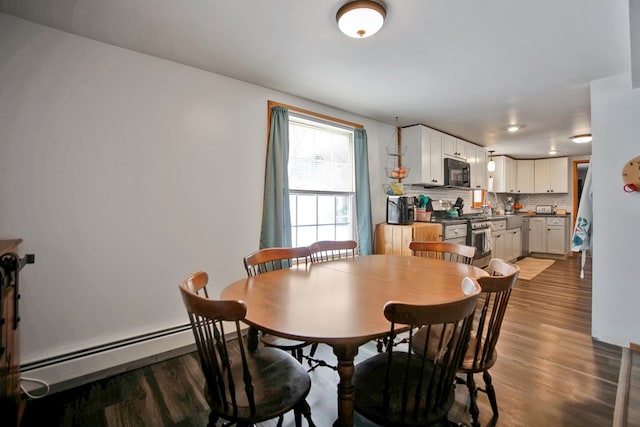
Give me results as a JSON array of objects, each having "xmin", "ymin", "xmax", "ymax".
[{"xmin": 484, "ymin": 229, "xmax": 493, "ymax": 252}]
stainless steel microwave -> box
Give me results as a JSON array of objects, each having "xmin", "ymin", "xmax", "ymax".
[{"xmin": 443, "ymin": 158, "xmax": 471, "ymax": 187}]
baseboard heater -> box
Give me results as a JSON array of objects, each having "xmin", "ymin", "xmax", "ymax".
[
  {"xmin": 21, "ymin": 323, "xmax": 192, "ymax": 372},
  {"xmin": 20, "ymin": 323, "xmax": 197, "ymax": 395}
]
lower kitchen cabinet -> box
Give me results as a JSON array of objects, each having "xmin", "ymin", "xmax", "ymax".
[
  {"xmin": 375, "ymin": 222, "xmax": 443, "ymax": 256},
  {"xmin": 529, "ymin": 216, "xmax": 569, "ymax": 255},
  {"xmin": 492, "ymin": 228, "xmax": 521, "ymax": 262}
]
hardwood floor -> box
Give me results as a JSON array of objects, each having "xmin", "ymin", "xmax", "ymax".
[{"xmin": 20, "ymin": 256, "xmax": 622, "ymax": 427}]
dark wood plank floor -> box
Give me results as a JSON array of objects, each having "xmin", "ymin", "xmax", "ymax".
[{"xmin": 21, "ymin": 256, "xmax": 623, "ymax": 427}]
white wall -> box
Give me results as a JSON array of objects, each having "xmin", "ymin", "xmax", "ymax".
[
  {"xmin": 0, "ymin": 14, "xmax": 392, "ymax": 370},
  {"xmin": 591, "ymin": 72, "xmax": 640, "ymax": 346}
]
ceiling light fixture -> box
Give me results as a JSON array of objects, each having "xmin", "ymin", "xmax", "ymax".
[
  {"xmin": 570, "ymin": 134, "xmax": 592, "ymax": 144},
  {"xmin": 336, "ymin": 1, "xmax": 386, "ymax": 38},
  {"xmin": 487, "ymin": 150, "xmax": 496, "ymax": 172},
  {"xmin": 504, "ymin": 124, "xmax": 524, "ymax": 133}
]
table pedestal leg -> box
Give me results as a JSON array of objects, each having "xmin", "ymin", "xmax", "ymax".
[
  {"xmin": 247, "ymin": 326, "xmax": 259, "ymax": 352},
  {"xmin": 332, "ymin": 344, "xmax": 360, "ymax": 427}
]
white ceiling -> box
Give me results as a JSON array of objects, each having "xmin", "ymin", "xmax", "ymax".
[{"xmin": 0, "ymin": 0, "xmax": 632, "ymax": 158}]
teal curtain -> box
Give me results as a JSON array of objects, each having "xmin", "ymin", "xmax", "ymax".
[
  {"xmin": 259, "ymin": 106, "xmax": 292, "ymax": 249},
  {"xmin": 354, "ymin": 128, "xmax": 373, "ymax": 255}
]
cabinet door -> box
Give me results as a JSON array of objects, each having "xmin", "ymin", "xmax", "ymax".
[
  {"xmin": 491, "ymin": 156, "xmax": 517, "ymax": 193},
  {"xmin": 546, "ymin": 225, "xmax": 566, "ymax": 254},
  {"xmin": 529, "ymin": 218, "xmax": 547, "ymax": 252},
  {"xmin": 491, "ymin": 156, "xmax": 506, "ymax": 192},
  {"xmin": 516, "ymin": 160, "xmax": 535, "ymax": 193},
  {"xmin": 548, "ymin": 157, "xmax": 569, "ymax": 193},
  {"xmin": 413, "ymin": 223, "xmax": 443, "ymax": 242},
  {"xmin": 443, "ymin": 134, "xmax": 457, "ymax": 158},
  {"xmin": 428, "ymin": 129, "xmax": 444, "ymax": 185},
  {"xmin": 404, "ymin": 125, "xmax": 445, "ymax": 186},
  {"xmin": 455, "ymin": 138, "xmax": 467, "ymax": 160},
  {"xmin": 493, "ymin": 232, "xmax": 507, "ymax": 259},
  {"xmin": 375, "ymin": 224, "xmax": 412, "ymax": 255},
  {"xmin": 505, "ymin": 157, "xmax": 517, "ymax": 193},
  {"xmin": 468, "ymin": 145, "xmax": 487, "ymax": 190},
  {"xmin": 442, "ymin": 135, "xmax": 467, "ymax": 159},
  {"xmin": 534, "ymin": 159, "xmax": 550, "ymax": 193},
  {"xmin": 510, "ymin": 229, "xmax": 522, "ymax": 260}
]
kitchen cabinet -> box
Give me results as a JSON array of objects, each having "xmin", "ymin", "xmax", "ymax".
[
  {"xmin": 534, "ymin": 157, "xmax": 569, "ymax": 193},
  {"xmin": 516, "ymin": 160, "xmax": 535, "ymax": 193},
  {"xmin": 490, "ymin": 220, "xmax": 521, "ymax": 261},
  {"xmin": 375, "ymin": 222, "xmax": 442, "ymax": 256},
  {"xmin": 467, "ymin": 144, "xmax": 487, "ymax": 190},
  {"xmin": 443, "ymin": 134, "xmax": 467, "ymax": 159},
  {"xmin": 492, "ymin": 228, "xmax": 521, "ymax": 262},
  {"xmin": 491, "ymin": 156, "xmax": 517, "ymax": 193},
  {"xmin": 529, "ymin": 216, "xmax": 569, "ymax": 255},
  {"xmin": 402, "ymin": 125, "xmax": 444, "ymax": 186}
]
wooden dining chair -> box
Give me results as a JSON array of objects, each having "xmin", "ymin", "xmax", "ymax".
[
  {"xmin": 409, "ymin": 240, "xmax": 477, "ymax": 265},
  {"xmin": 309, "ymin": 240, "xmax": 357, "ymax": 263},
  {"xmin": 305, "ymin": 240, "xmax": 357, "ymax": 370},
  {"xmin": 243, "ymin": 246, "xmax": 314, "ymax": 363},
  {"xmin": 353, "ymin": 277, "xmax": 481, "ymax": 426},
  {"xmin": 375, "ymin": 241, "xmax": 477, "ymax": 353},
  {"xmin": 456, "ymin": 258, "xmax": 520, "ymax": 427},
  {"xmin": 179, "ymin": 271, "xmax": 315, "ymax": 427}
]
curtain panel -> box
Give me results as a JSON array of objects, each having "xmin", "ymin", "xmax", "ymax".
[{"xmin": 259, "ymin": 106, "xmax": 292, "ymax": 249}]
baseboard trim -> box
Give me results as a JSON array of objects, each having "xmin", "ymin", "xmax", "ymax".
[{"xmin": 20, "ymin": 328, "xmax": 196, "ymax": 396}]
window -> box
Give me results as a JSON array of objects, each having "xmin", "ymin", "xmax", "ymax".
[{"xmin": 288, "ymin": 115, "xmax": 356, "ymax": 247}]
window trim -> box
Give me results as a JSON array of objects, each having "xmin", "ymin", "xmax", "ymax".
[{"xmin": 266, "ymin": 100, "xmax": 363, "ymax": 149}]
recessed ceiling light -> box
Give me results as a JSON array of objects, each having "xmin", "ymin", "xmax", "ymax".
[
  {"xmin": 548, "ymin": 150, "xmax": 558, "ymax": 155},
  {"xmin": 503, "ymin": 124, "xmax": 525, "ymax": 133},
  {"xmin": 570, "ymin": 134, "xmax": 592, "ymax": 143}
]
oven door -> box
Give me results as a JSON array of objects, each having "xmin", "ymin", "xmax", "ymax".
[{"xmin": 469, "ymin": 228, "xmax": 491, "ymax": 258}]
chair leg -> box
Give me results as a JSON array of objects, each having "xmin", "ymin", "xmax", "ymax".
[
  {"xmin": 466, "ymin": 372, "xmax": 481, "ymax": 427},
  {"xmin": 483, "ymin": 370, "xmax": 499, "ymax": 418},
  {"xmin": 300, "ymin": 400, "xmax": 315, "ymax": 427},
  {"xmin": 207, "ymin": 412, "xmax": 218, "ymax": 427},
  {"xmin": 294, "ymin": 405, "xmax": 302, "ymax": 427},
  {"xmin": 309, "ymin": 342, "xmax": 319, "ymax": 357}
]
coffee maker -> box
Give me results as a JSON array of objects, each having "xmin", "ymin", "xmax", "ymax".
[
  {"xmin": 387, "ymin": 195, "xmax": 414, "ymax": 224},
  {"xmin": 505, "ymin": 196, "xmax": 515, "ymax": 214}
]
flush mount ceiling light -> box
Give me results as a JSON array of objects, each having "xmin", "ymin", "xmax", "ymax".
[
  {"xmin": 487, "ymin": 150, "xmax": 496, "ymax": 172},
  {"xmin": 570, "ymin": 134, "xmax": 592, "ymax": 144},
  {"xmin": 336, "ymin": 1, "xmax": 386, "ymax": 38}
]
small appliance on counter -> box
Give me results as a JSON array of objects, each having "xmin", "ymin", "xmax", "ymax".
[
  {"xmin": 505, "ymin": 197, "xmax": 515, "ymax": 214},
  {"xmin": 387, "ymin": 195, "xmax": 414, "ymax": 225},
  {"xmin": 535, "ymin": 205, "xmax": 553, "ymax": 214}
]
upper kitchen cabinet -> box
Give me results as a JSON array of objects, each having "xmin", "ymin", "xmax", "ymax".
[
  {"xmin": 467, "ymin": 144, "xmax": 487, "ymax": 190},
  {"xmin": 516, "ymin": 159, "xmax": 535, "ymax": 193},
  {"xmin": 402, "ymin": 125, "xmax": 444, "ymax": 186},
  {"xmin": 491, "ymin": 155, "xmax": 517, "ymax": 193},
  {"xmin": 443, "ymin": 134, "xmax": 467, "ymax": 160},
  {"xmin": 534, "ymin": 157, "xmax": 569, "ymax": 193}
]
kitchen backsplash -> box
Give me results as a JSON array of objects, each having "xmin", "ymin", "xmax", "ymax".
[{"xmin": 403, "ymin": 186, "xmax": 571, "ymax": 214}]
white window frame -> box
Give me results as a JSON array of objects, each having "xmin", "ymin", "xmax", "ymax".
[{"xmin": 288, "ymin": 114, "xmax": 356, "ymax": 247}]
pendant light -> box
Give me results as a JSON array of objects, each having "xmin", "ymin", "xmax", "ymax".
[
  {"xmin": 336, "ymin": 1, "xmax": 386, "ymax": 38},
  {"xmin": 487, "ymin": 150, "xmax": 496, "ymax": 172}
]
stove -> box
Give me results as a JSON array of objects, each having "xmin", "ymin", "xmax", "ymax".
[{"xmin": 459, "ymin": 214, "xmax": 492, "ymax": 268}]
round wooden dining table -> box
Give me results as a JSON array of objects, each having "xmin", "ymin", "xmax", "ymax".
[{"xmin": 221, "ymin": 254, "xmax": 488, "ymax": 427}]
